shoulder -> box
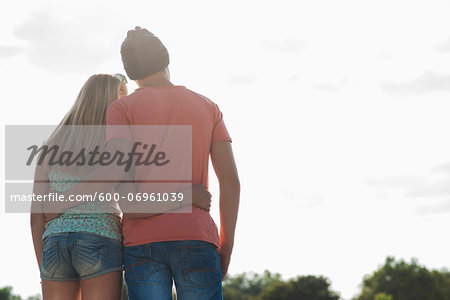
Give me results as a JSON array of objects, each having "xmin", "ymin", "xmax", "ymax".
[
  {"xmin": 106, "ymin": 92, "xmax": 137, "ymax": 116},
  {"xmin": 109, "ymin": 89, "xmax": 143, "ymax": 108},
  {"xmin": 184, "ymin": 88, "xmax": 220, "ymax": 112},
  {"xmin": 106, "ymin": 96, "xmax": 134, "ymax": 125},
  {"xmin": 109, "ymin": 94, "xmax": 131, "ymax": 109},
  {"xmin": 106, "ymin": 99, "xmax": 126, "ymax": 120}
]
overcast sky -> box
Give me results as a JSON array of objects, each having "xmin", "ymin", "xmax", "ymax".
[{"xmin": 2, "ymin": 0, "xmax": 450, "ymax": 299}]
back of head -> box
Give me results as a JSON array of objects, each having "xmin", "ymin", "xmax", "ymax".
[
  {"xmin": 41, "ymin": 74, "xmax": 121, "ymax": 176},
  {"xmin": 121, "ymin": 26, "xmax": 170, "ymax": 80}
]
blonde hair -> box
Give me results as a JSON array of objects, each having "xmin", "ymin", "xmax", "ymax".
[{"xmin": 40, "ymin": 74, "xmax": 122, "ymax": 176}]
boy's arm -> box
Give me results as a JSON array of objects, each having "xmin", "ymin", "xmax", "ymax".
[
  {"xmin": 117, "ymin": 183, "xmax": 212, "ymax": 219},
  {"xmin": 211, "ymin": 141, "xmax": 240, "ymax": 280}
]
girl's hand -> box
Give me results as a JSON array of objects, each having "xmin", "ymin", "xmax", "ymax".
[
  {"xmin": 119, "ymin": 82, "xmax": 128, "ymax": 98},
  {"xmin": 190, "ymin": 184, "xmax": 212, "ymax": 211}
]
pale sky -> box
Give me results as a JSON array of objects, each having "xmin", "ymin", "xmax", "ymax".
[{"xmin": 2, "ymin": 0, "xmax": 450, "ymax": 299}]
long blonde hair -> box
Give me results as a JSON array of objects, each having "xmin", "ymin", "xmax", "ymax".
[{"xmin": 40, "ymin": 74, "xmax": 122, "ymax": 176}]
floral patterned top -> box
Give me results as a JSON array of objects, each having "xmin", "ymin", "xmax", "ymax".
[{"xmin": 42, "ymin": 170, "xmax": 122, "ymax": 241}]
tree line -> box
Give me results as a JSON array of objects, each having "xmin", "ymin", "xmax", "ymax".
[
  {"xmin": 3, "ymin": 257, "xmax": 450, "ymax": 300},
  {"xmin": 221, "ymin": 257, "xmax": 450, "ymax": 299}
]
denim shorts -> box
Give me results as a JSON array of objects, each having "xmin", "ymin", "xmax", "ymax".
[{"xmin": 40, "ymin": 232, "xmax": 123, "ymax": 281}]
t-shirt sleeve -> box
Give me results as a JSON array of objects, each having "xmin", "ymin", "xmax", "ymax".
[
  {"xmin": 105, "ymin": 100, "xmax": 133, "ymax": 142},
  {"xmin": 212, "ymin": 104, "xmax": 232, "ymax": 143}
]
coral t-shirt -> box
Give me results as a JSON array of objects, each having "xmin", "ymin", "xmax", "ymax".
[{"xmin": 105, "ymin": 85, "xmax": 231, "ymax": 247}]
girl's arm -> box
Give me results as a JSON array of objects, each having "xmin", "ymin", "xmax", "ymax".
[{"xmin": 30, "ymin": 166, "xmax": 50, "ymax": 268}]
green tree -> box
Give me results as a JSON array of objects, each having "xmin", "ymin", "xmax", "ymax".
[
  {"xmin": 374, "ymin": 293, "xmax": 393, "ymax": 300},
  {"xmin": 223, "ymin": 270, "xmax": 282, "ymax": 300},
  {"xmin": 0, "ymin": 286, "xmax": 22, "ymax": 300},
  {"xmin": 256, "ymin": 275, "xmax": 340, "ymax": 300},
  {"xmin": 223, "ymin": 272, "xmax": 339, "ymax": 300},
  {"xmin": 355, "ymin": 257, "xmax": 450, "ymax": 300}
]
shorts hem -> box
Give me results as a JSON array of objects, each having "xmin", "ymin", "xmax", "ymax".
[
  {"xmin": 80, "ymin": 266, "xmax": 123, "ymax": 280},
  {"xmin": 40, "ymin": 275, "xmax": 79, "ymax": 282},
  {"xmin": 41, "ymin": 266, "xmax": 123, "ymax": 281}
]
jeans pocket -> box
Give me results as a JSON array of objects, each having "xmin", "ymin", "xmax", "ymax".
[
  {"xmin": 42, "ymin": 238, "xmax": 59, "ymax": 278},
  {"xmin": 181, "ymin": 243, "xmax": 219, "ymax": 288},
  {"xmin": 124, "ymin": 245, "xmax": 159, "ymax": 281},
  {"xmin": 75, "ymin": 237, "xmax": 106, "ymax": 276}
]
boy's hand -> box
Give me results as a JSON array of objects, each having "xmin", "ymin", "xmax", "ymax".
[
  {"xmin": 218, "ymin": 245, "xmax": 232, "ymax": 280},
  {"xmin": 44, "ymin": 212, "xmax": 62, "ymax": 223}
]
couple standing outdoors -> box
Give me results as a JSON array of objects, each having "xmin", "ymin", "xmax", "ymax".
[{"xmin": 30, "ymin": 26, "xmax": 240, "ymax": 300}]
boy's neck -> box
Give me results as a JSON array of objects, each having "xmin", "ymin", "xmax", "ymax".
[{"xmin": 137, "ymin": 70, "xmax": 174, "ymax": 88}]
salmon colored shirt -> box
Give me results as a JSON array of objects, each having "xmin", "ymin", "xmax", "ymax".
[{"xmin": 105, "ymin": 85, "xmax": 231, "ymax": 247}]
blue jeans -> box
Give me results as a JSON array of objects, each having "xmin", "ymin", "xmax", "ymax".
[{"xmin": 124, "ymin": 240, "xmax": 223, "ymax": 300}]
